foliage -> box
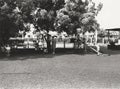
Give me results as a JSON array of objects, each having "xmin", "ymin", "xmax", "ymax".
[
  {"xmin": 0, "ymin": 0, "xmax": 102, "ymax": 47},
  {"xmin": 0, "ymin": 14, "xmax": 18, "ymax": 46},
  {"xmin": 0, "ymin": 0, "xmax": 18, "ymax": 46},
  {"xmin": 55, "ymin": 0, "xmax": 103, "ymax": 34}
]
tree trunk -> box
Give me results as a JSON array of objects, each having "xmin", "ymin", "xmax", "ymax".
[
  {"xmin": 102, "ymin": 38, "xmax": 105, "ymax": 44},
  {"xmin": 84, "ymin": 38, "xmax": 87, "ymax": 53},
  {"xmin": 95, "ymin": 30, "xmax": 98, "ymax": 44},
  {"xmin": 0, "ymin": 42, "xmax": 2, "ymax": 54},
  {"xmin": 83, "ymin": 33, "xmax": 87, "ymax": 53},
  {"xmin": 46, "ymin": 33, "xmax": 52, "ymax": 53},
  {"xmin": 47, "ymin": 41, "xmax": 51, "ymax": 53},
  {"xmin": 64, "ymin": 39, "xmax": 65, "ymax": 49},
  {"xmin": 74, "ymin": 40, "xmax": 77, "ymax": 49},
  {"xmin": 52, "ymin": 37, "xmax": 56, "ymax": 54}
]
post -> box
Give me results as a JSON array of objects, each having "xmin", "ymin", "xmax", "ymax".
[
  {"xmin": 95, "ymin": 29, "xmax": 98, "ymax": 44},
  {"xmin": 83, "ymin": 32, "xmax": 87, "ymax": 53},
  {"xmin": 108, "ymin": 30, "xmax": 110, "ymax": 43},
  {"xmin": 64, "ymin": 39, "xmax": 65, "ymax": 49},
  {"xmin": 46, "ymin": 33, "xmax": 51, "ymax": 53},
  {"xmin": 52, "ymin": 36, "xmax": 56, "ymax": 54}
]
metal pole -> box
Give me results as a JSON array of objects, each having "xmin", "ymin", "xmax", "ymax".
[{"xmin": 108, "ymin": 30, "xmax": 110, "ymax": 43}]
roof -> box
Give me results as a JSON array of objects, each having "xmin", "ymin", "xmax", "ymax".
[{"xmin": 106, "ymin": 28, "xmax": 120, "ymax": 31}]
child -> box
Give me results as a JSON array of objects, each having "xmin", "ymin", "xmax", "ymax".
[
  {"xmin": 95, "ymin": 43, "xmax": 102, "ymax": 56},
  {"xmin": 5, "ymin": 44, "xmax": 11, "ymax": 56}
]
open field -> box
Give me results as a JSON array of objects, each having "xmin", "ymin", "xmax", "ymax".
[{"xmin": 0, "ymin": 45, "xmax": 120, "ymax": 89}]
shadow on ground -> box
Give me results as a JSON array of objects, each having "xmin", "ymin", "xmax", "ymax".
[
  {"xmin": 0, "ymin": 48, "xmax": 88, "ymax": 61},
  {"xmin": 0, "ymin": 45, "xmax": 120, "ymax": 61},
  {"xmin": 100, "ymin": 45, "xmax": 120, "ymax": 55}
]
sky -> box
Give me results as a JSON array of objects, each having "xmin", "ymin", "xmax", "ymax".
[{"xmin": 95, "ymin": 0, "xmax": 120, "ymax": 29}]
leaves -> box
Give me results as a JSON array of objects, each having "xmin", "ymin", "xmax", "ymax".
[
  {"xmin": 0, "ymin": 0, "xmax": 103, "ymax": 46},
  {"xmin": 55, "ymin": 0, "xmax": 103, "ymax": 34}
]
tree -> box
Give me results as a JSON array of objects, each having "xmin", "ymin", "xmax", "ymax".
[
  {"xmin": 0, "ymin": 0, "xmax": 19, "ymax": 48},
  {"xmin": 0, "ymin": 0, "xmax": 103, "ymax": 53},
  {"xmin": 32, "ymin": 0, "xmax": 65, "ymax": 53},
  {"xmin": 55, "ymin": 0, "xmax": 103, "ymax": 51},
  {"xmin": 0, "ymin": 0, "xmax": 63, "ymax": 52},
  {"xmin": 0, "ymin": 0, "xmax": 35, "ymax": 46},
  {"xmin": 55, "ymin": 0, "xmax": 103, "ymax": 34}
]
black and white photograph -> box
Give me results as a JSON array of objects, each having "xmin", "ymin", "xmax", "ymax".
[{"xmin": 0, "ymin": 0, "xmax": 120, "ymax": 89}]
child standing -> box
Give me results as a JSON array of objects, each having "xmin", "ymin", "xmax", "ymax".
[
  {"xmin": 5, "ymin": 44, "xmax": 11, "ymax": 56},
  {"xmin": 95, "ymin": 43, "xmax": 102, "ymax": 56}
]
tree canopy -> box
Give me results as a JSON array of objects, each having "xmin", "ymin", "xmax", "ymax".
[
  {"xmin": 0, "ymin": 0, "xmax": 103, "ymax": 46},
  {"xmin": 55, "ymin": 0, "xmax": 103, "ymax": 34}
]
